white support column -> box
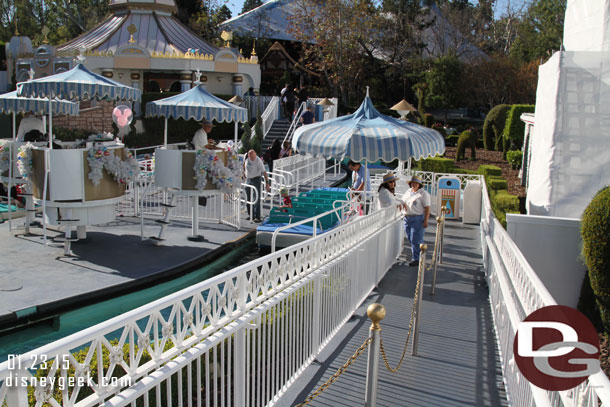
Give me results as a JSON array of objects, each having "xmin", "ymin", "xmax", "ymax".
[{"xmin": 131, "ymin": 72, "xmax": 142, "ymax": 116}]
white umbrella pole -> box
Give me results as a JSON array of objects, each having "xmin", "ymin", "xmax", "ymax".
[
  {"xmin": 12, "ymin": 112, "xmax": 16, "ymax": 140},
  {"xmin": 48, "ymin": 98, "xmax": 53, "ymax": 149},
  {"xmin": 234, "ymin": 122, "xmax": 238, "ymax": 144},
  {"xmin": 365, "ymin": 160, "xmax": 369, "ymax": 214},
  {"xmin": 164, "ymin": 118, "xmax": 168, "ymax": 147},
  {"xmin": 42, "ymin": 116, "xmax": 46, "ymax": 135}
]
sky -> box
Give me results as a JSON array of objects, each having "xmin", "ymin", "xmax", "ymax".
[{"xmin": 224, "ymin": 0, "xmax": 528, "ymax": 21}]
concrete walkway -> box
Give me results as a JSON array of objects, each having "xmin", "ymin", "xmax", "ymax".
[{"xmin": 278, "ymin": 219, "xmax": 508, "ymax": 407}]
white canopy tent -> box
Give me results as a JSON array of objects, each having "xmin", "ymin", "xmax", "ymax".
[{"xmin": 526, "ymin": 0, "xmax": 610, "ymax": 218}]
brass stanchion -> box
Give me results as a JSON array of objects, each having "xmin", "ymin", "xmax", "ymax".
[
  {"xmin": 365, "ymin": 303, "xmax": 386, "ymax": 407},
  {"xmin": 411, "ymin": 244, "xmax": 427, "ymax": 356}
]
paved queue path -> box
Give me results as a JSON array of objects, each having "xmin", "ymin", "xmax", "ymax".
[{"xmin": 278, "ymin": 218, "xmax": 508, "ymax": 407}]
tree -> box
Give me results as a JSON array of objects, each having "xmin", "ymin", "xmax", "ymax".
[
  {"xmin": 241, "ymin": 0, "xmax": 263, "ymax": 14},
  {"xmin": 424, "ymin": 56, "xmax": 463, "ymax": 119},
  {"xmin": 189, "ymin": 2, "xmax": 232, "ymax": 45},
  {"xmin": 290, "ymin": 0, "xmax": 383, "ymax": 104},
  {"xmin": 510, "ymin": 0, "xmax": 566, "ymax": 63}
]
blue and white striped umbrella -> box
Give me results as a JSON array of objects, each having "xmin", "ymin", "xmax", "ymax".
[
  {"xmin": 16, "ymin": 63, "xmax": 141, "ymax": 102},
  {"xmin": 0, "ymin": 91, "xmax": 79, "ymax": 116},
  {"xmin": 293, "ymin": 96, "xmax": 445, "ymax": 161},
  {"xmin": 146, "ymin": 85, "xmax": 248, "ymax": 123}
]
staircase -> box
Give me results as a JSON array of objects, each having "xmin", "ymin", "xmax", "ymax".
[{"xmin": 262, "ymin": 118, "xmax": 294, "ymax": 150}]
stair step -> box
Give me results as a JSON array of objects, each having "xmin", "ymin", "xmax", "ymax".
[
  {"xmin": 58, "ymin": 219, "xmax": 80, "ymax": 223},
  {"xmin": 160, "ymin": 203, "xmax": 176, "ymax": 208},
  {"xmin": 149, "ymin": 236, "xmax": 165, "ymax": 241},
  {"xmin": 155, "ymin": 220, "xmax": 171, "ymax": 225}
]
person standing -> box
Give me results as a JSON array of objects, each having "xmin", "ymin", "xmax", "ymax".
[
  {"xmin": 376, "ymin": 173, "xmax": 399, "ymax": 209},
  {"xmin": 244, "ymin": 149, "xmax": 270, "ymax": 222},
  {"xmin": 17, "ymin": 114, "xmax": 44, "ymax": 142},
  {"xmin": 284, "ymin": 87, "xmax": 295, "ymax": 120},
  {"xmin": 348, "ymin": 160, "xmax": 371, "ymax": 213},
  {"xmin": 401, "ymin": 175, "xmax": 431, "ymax": 266},
  {"xmin": 280, "ymin": 83, "xmax": 289, "ymax": 119},
  {"xmin": 297, "ymin": 85, "xmax": 309, "ymax": 106},
  {"xmin": 192, "ymin": 119, "xmax": 222, "ymax": 150},
  {"xmin": 300, "ymin": 106, "xmax": 315, "ymax": 125}
]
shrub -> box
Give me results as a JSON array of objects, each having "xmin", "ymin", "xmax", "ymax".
[
  {"xmin": 503, "ymin": 104, "xmax": 535, "ymax": 151},
  {"xmin": 490, "ymin": 189, "xmax": 519, "ymax": 227},
  {"xmin": 456, "ymin": 130, "xmax": 476, "ymax": 161},
  {"xmin": 581, "ymin": 186, "xmax": 610, "ymax": 332},
  {"xmin": 422, "ymin": 113, "xmax": 433, "ymax": 127},
  {"xmin": 506, "ymin": 150, "xmax": 523, "ymax": 170},
  {"xmin": 478, "ymin": 164, "xmax": 502, "ymax": 178},
  {"xmin": 252, "ymin": 114, "xmax": 263, "ymax": 155},
  {"xmin": 414, "ymin": 156, "xmax": 454, "ymax": 173},
  {"xmin": 487, "ymin": 176, "xmax": 507, "ymax": 190},
  {"xmin": 239, "ymin": 121, "xmax": 252, "ymax": 154},
  {"xmin": 482, "ymin": 104, "xmax": 509, "ymax": 151},
  {"xmin": 431, "ymin": 123, "xmax": 447, "ymax": 138}
]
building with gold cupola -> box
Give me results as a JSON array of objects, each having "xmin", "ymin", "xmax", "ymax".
[{"xmin": 10, "ymin": 0, "xmax": 260, "ymax": 116}]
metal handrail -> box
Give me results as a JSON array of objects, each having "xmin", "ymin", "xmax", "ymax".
[
  {"xmin": 282, "ymin": 101, "xmax": 306, "ymax": 146},
  {"xmin": 240, "ymin": 182, "xmax": 258, "ymax": 222},
  {"xmin": 262, "ymin": 96, "xmax": 281, "ymax": 138},
  {"xmin": 270, "ymin": 200, "xmax": 353, "ymax": 252}
]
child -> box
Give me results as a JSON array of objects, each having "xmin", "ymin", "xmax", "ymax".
[{"xmin": 279, "ymin": 187, "xmax": 292, "ymax": 211}]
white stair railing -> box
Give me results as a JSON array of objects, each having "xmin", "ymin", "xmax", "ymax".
[
  {"xmin": 261, "ymin": 96, "xmax": 280, "ymax": 139},
  {"xmin": 282, "ymin": 101, "xmax": 306, "ymax": 146}
]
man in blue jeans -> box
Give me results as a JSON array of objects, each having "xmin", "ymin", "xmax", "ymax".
[{"xmin": 401, "ymin": 175, "xmax": 431, "ymax": 266}]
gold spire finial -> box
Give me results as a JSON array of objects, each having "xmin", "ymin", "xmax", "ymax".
[
  {"xmin": 251, "ymin": 39, "xmax": 257, "ymax": 56},
  {"xmin": 127, "ymin": 24, "xmax": 137, "ymax": 43},
  {"xmin": 41, "ymin": 26, "xmax": 50, "ymax": 44}
]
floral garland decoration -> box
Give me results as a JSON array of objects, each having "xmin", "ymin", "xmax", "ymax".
[
  {"xmin": 225, "ymin": 147, "xmax": 243, "ymax": 182},
  {"xmin": 16, "ymin": 143, "xmax": 34, "ymax": 181},
  {"xmin": 0, "ymin": 140, "xmax": 12, "ymax": 174},
  {"xmin": 87, "ymin": 145, "xmax": 140, "ymax": 186},
  {"xmin": 193, "ymin": 148, "xmax": 241, "ymax": 193}
]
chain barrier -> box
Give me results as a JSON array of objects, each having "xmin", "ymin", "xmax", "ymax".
[
  {"xmin": 295, "ymin": 336, "xmax": 373, "ymax": 406},
  {"xmin": 378, "ymin": 250, "xmax": 425, "ymax": 373},
  {"xmin": 378, "ymin": 207, "xmax": 446, "ymax": 373}
]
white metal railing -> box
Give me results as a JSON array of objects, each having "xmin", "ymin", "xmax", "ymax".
[
  {"xmin": 479, "ymin": 180, "xmax": 610, "ymax": 407},
  {"xmin": 119, "ymin": 174, "xmax": 242, "ymax": 230},
  {"xmin": 243, "ymin": 95, "xmax": 275, "ymax": 121},
  {"xmin": 240, "ymin": 182, "xmax": 259, "ymax": 222},
  {"xmin": 270, "ymin": 199, "xmax": 356, "ymax": 252},
  {"xmin": 0, "ymin": 205, "xmax": 403, "ymax": 407},
  {"xmin": 282, "ymin": 102, "xmax": 306, "ymax": 146},
  {"xmin": 272, "ymin": 153, "xmax": 326, "ymax": 194},
  {"xmin": 261, "ymin": 96, "xmax": 281, "ymax": 138}
]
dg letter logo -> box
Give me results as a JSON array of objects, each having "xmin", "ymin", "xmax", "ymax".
[{"xmin": 514, "ymin": 305, "xmax": 600, "ymax": 391}]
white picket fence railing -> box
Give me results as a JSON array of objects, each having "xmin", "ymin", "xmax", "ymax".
[
  {"xmin": 261, "ymin": 96, "xmax": 280, "ymax": 138},
  {"xmin": 480, "ymin": 180, "xmax": 610, "ymax": 407},
  {"xmin": 0, "ymin": 205, "xmax": 403, "ymax": 407}
]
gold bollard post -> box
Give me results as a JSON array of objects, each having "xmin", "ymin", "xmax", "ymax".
[
  {"xmin": 431, "ymin": 217, "xmax": 442, "ymax": 295},
  {"xmin": 412, "ymin": 244, "xmax": 427, "ymax": 356},
  {"xmin": 365, "ymin": 303, "xmax": 386, "ymax": 407}
]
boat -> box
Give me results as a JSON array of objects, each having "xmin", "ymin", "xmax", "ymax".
[{"xmin": 255, "ymin": 187, "xmax": 354, "ymax": 249}]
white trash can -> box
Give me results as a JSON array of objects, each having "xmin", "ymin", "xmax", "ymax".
[{"xmin": 462, "ymin": 180, "xmax": 482, "ymax": 224}]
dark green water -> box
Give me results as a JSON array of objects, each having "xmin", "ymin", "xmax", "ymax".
[{"xmin": 0, "ymin": 240, "xmax": 259, "ymax": 362}]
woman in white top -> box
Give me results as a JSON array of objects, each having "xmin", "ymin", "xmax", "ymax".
[
  {"xmin": 376, "ymin": 173, "xmax": 399, "ymax": 209},
  {"xmin": 401, "ymin": 175, "xmax": 431, "ymax": 266}
]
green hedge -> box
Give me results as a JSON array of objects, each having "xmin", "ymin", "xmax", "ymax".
[
  {"xmin": 487, "ymin": 176, "xmax": 507, "ymax": 190},
  {"xmin": 503, "ymin": 104, "xmax": 534, "ymax": 151},
  {"xmin": 581, "ymin": 186, "xmax": 610, "ymax": 333},
  {"xmin": 414, "ymin": 156, "xmax": 455, "ymax": 173},
  {"xmin": 490, "ymin": 189, "xmax": 520, "ymax": 227},
  {"xmin": 478, "ymin": 164, "xmax": 502, "ymax": 178},
  {"xmin": 506, "ymin": 150, "xmax": 523, "ymax": 170},
  {"xmin": 446, "ymin": 135, "xmax": 459, "ymax": 147},
  {"xmin": 483, "ymin": 104, "xmax": 510, "ymax": 151}
]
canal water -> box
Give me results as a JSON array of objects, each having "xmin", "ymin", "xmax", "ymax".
[{"xmin": 0, "ymin": 239, "xmax": 260, "ymax": 362}]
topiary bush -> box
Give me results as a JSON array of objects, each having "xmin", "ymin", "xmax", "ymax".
[
  {"xmin": 431, "ymin": 123, "xmax": 447, "ymax": 138},
  {"xmin": 490, "ymin": 189, "xmax": 520, "ymax": 227},
  {"xmin": 422, "ymin": 113, "xmax": 434, "ymax": 127},
  {"xmin": 483, "ymin": 104, "xmax": 509, "ymax": 151},
  {"xmin": 581, "ymin": 186, "xmax": 610, "ymax": 333},
  {"xmin": 503, "ymin": 104, "xmax": 535, "ymax": 151},
  {"xmin": 252, "ymin": 114, "xmax": 263, "ymax": 155},
  {"xmin": 506, "ymin": 150, "xmax": 523, "ymax": 170},
  {"xmin": 478, "ymin": 164, "xmax": 502, "ymax": 178},
  {"xmin": 456, "ymin": 130, "xmax": 476, "ymax": 161},
  {"xmin": 239, "ymin": 122, "xmax": 252, "ymax": 154},
  {"xmin": 446, "ymin": 135, "xmax": 459, "ymax": 147},
  {"xmin": 487, "ymin": 176, "xmax": 508, "ymax": 190}
]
